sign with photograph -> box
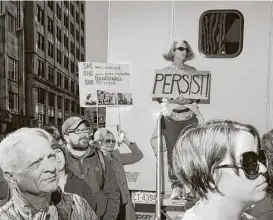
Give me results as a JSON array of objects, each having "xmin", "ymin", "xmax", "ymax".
[
  {"xmin": 79, "ymin": 62, "xmax": 133, "ymax": 107},
  {"xmin": 152, "ymin": 69, "xmax": 211, "ymax": 100}
]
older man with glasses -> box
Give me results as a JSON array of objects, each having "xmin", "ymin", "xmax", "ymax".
[{"xmin": 62, "ymin": 117, "xmax": 120, "ymax": 220}]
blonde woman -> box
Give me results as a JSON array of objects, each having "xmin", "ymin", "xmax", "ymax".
[
  {"xmin": 94, "ymin": 128, "xmax": 143, "ymax": 220},
  {"xmin": 173, "ymin": 120, "xmax": 269, "ymax": 220}
]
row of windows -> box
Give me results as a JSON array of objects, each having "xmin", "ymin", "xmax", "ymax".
[
  {"xmin": 37, "ymin": 59, "xmax": 79, "ymax": 94},
  {"xmin": 38, "ymin": 4, "xmax": 85, "ymax": 33},
  {"xmin": 37, "ymin": 87, "xmax": 80, "ymax": 113}
]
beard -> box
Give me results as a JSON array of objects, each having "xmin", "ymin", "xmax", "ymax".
[{"xmin": 70, "ymin": 137, "xmax": 89, "ymax": 151}]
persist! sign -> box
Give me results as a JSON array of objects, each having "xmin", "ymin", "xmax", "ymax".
[{"xmin": 152, "ymin": 69, "xmax": 211, "ymax": 100}]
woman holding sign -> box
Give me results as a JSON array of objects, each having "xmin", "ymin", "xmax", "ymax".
[{"xmin": 150, "ymin": 40, "xmax": 204, "ymax": 201}]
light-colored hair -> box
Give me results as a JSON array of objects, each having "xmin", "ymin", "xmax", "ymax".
[
  {"xmin": 0, "ymin": 127, "xmax": 53, "ymax": 174},
  {"xmin": 163, "ymin": 40, "xmax": 195, "ymax": 62},
  {"xmin": 93, "ymin": 128, "xmax": 114, "ymax": 147},
  {"xmin": 173, "ymin": 120, "xmax": 260, "ymax": 199}
]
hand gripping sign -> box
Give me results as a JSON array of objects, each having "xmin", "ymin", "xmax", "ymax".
[{"xmin": 152, "ymin": 69, "xmax": 211, "ymax": 100}]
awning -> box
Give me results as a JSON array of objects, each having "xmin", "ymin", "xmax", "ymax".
[{"xmin": 0, "ymin": 108, "xmax": 12, "ymax": 123}]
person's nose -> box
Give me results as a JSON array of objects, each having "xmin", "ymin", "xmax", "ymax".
[
  {"xmin": 44, "ymin": 158, "xmax": 57, "ymax": 173},
  {"xmin": 259, "ymin": 161, "xmax": 267, "ymax": 174}
]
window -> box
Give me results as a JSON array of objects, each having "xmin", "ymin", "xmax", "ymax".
[
  {"xmin": 65, "ymin": 99, "xmax": 70, "ymax": 111},
  {"xmin": 81, "ymin": 19, "xmax": 84, "ymax": 31},
  {"xmin": 8, "ymin": 57, "xmax": 16, "ymax": 81},
  {"xmin": 81, "ymin": 36, "xmax": 84, "ymax": 47},
  {"xmin": 38, "ymin": 88, "xmax": 45, "ymax": 104},
  {"xmin": 64, "ymin": 34, "xmax": 68, "ymax": 50},
  {"xmin": 48, "ymin": 65, "xmax": 54, "ymax": 83},
  {"xmin": 8, "ymin": 92, "xmax": 18, "ymax": 111},
  {"xmin": 48, "ymin": 92, "xmax": 55, "ymax": 107},
  {"xmin": 71, "ymin": 81, "xmax": 75, "ymax": 93},
  {"xmin": 70, "ymin": 2, "xmax": 74, "ymax": 17},
  {"xmin": 76, "ymin": 48, "xmax": 79, "ymax": 59},
  {"xmin": 37, "ymin": 5, "xmax": 44, "ymax": 26},
  {"xmin": 71, "ymin": 101, "xmax": 76, "ymax": 113},
  {"xmin": 7, "ymin": 13, "xmax": 16, "ymax": 33},
  {"xmin": 70, "ymin": 41, "xmax": 75, "ymax": 55},
  {"xmin": 57, "ymin": 72, "xmax": 62, "ymax": 87},
  {"xmin": 76, "ymin": 12, "xmax": 79, "ymax": 24},
  {"xmin": 64, "ymin": 1, "xmax": 68, "ymax": 9},
  {"xmin": 48, "ymin": 41, "xmax": 54, "ymax": 58},
  {"xmin": 75, "ymin": 65, "xmax": 78, "ymax": 77},
  {"xmin": 56, "ymin": 4, "xmax": 62, "ymax": 21},
  {"xmin": 81, "ymin": 2, "xmax": 84, "ymax": 14},
  {"xmin": 64, "ymin": 55, "xmax": 69, "ymax": 69},
  {"xmin": 56, "ymin": 27, "xmax": 62, "ymax": 43},
  {"xmin": 70, "ymin": 61, "xmax": 75, "ymax": 73},
  {"xmin": 47, "ymin": 17, "xmax": 54, "ymax": 34},
  {"xmin": 38, "ymin": 59, "xmax": 45, "ymax": 77},
  {"xmin": 37, "ymin": 32, "xmax": 45, "ymax": 51},
  {"xmin": 76, "ymin": 84, "xmax": 79, "ymax": 95},
  {"xmin": 199, "ymin": 9, "xmax": 244, "ymax": 58},
  {"xmin": 76, "ymin": 29, "xmax": 79, "ymax": 42},
  {"xmin": 81, "ymin": 53, "xmax": 85, "ymax": 62},
  {"xmin": 57, "ymin": 49, "xmax": 62, "ymax": 64},
  {"xmin": 57, "ymin": 96, "xmax": 63, "ymax": 109},
  {"xmin": 48, "ymin": 1, "xmax": 54, "ymax": 11},
  {"xmin": 70, "ymin": 22, "xmax": 74, "ymax": 36},
  {"xmin": 64, "ymin": 77, "xmax": 69, "ymax": 90},
  {"xmin": 64, "ymin": 14, "xmax": 68, "ymax": 29}
]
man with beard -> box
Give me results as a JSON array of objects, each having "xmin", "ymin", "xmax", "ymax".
[{"xmin": 62, "ymin": 117, "xmax": 120, "ymax": 220}]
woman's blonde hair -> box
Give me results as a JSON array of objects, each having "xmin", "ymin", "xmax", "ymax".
[
  {"xmin": 163, "ymin": 40, "xmax": 195, "ymax": 62},
  {"xmin": 93, "ymin": 128, "xmax": 114, "ymax": 148},
  {"xmin": 173, "ymin": 120, "xmax": 260, "ymax": 199}
]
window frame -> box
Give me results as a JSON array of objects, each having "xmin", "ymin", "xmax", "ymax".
[{"xmin": 198, "ymin": 9, "xmax": 244, "ymax": 58}]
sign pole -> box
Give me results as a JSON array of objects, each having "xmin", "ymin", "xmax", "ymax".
[{"xmin": 155, "ymin": 114, "xmax": 164, "ymax": 220}]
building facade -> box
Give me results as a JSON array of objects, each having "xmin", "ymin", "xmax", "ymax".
[
  {"xmin": 0, "ymin": 1, "xmax": 25, "ymax": 133},
  {"xmin": 24, "ymin": 0, "xmax": 85, "ymax": 129}
]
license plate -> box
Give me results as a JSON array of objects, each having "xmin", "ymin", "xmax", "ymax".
[{"xmin": 132, "ymin": 191, "xmax": 157, "ymax": 204}]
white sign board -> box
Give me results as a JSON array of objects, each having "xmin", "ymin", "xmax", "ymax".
[{"xmin": 79, "ymin": 62, "xmax": 133, "ymax": 107}]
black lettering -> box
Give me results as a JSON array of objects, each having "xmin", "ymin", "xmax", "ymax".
[
  {"xmin": 188, "ymin": 75, "xmax": 193, "ymax": 95},
  {"xmin": 180, "ymin": 74, "xmax": 190, "ymax": 94},
  {"xmin": 152, "ymin": 74, "xmax": 164, "ymax": 94},
  {"xmin": 170, "ymin": 74, "xmax": 182, "ymax": 94},
  {"xmin": 191, "ymin": 75, "xmax": 201, "ymax": 94},
  {"xmin": 205, "ymin": 74, "xmax": 210, "ymax": 97},
  {"xmin": 162, "ymin": 74, "xmax": 172, "ymax": 94},
  {"xmin": 199, "ymin": 75, "xmax": 206, "ymax": 95}
]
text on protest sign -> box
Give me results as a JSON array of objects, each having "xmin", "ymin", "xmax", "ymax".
[
  {"xmin": 78, "ymin": 62, "xmax": 133, "ymax": 107},
  {"xmin": 152, "ymin": 69, "xmax": 211, "ymax": 100}
]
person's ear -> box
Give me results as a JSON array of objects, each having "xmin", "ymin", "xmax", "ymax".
[{"xmin": 4, "ymin": 171, "xmax": 17, "ymax": 189}]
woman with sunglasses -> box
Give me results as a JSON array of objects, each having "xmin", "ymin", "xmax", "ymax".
[
  {"xmin": 94, "ymin": 128, "xmax": 144, "ymax": 220},
  {"xmin": 173, "ymin": 120, "xmax": 268, "ymax": 220}
]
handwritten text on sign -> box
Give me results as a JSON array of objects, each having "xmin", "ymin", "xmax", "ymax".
[
  {"xmin": 80, "ymin": 62, "xmax": 130, "ymax": 90},
  {"xmin": 152, "ymin": 70, "xmax": 211, "ymax": 100}
]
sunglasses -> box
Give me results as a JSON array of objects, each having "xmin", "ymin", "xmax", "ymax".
[
  {"xmin": 215, "ymin": 150, "xmax": 268, "ymax": 180},
  {"xmin": 105, "ymin": 139, "xmax": 116, "ymax": 144},
  {"xmin": 175, "ymin": 47, "xmax": 189, "ymax": 53}
]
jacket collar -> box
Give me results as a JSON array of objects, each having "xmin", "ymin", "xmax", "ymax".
[{"xmin": 12, "ymin": 187, "xmax": 73, "ymax": 220}]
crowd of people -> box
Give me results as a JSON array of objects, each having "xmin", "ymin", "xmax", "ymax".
[
  {"xmin": 0, "ymin": 117, "xmax": 143, "ymax": 220},
  {"xmin": 0, "ymin": 38, "xmax": 272, "ymax": 220}
]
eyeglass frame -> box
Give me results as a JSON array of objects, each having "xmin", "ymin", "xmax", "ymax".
[{"xmin": 67, "ymin": 127, "xmax": 92, "ymax": 135}]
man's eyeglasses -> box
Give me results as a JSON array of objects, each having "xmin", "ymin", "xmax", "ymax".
[
  {"xmin": 175, "ymin": 47, "xmax": 189, "ymax": 53},
  {"xmin": 105, "ymin": 139, "xmax": 116, "ymax": 144},
  {"xmin": 68, "ymin": 127, "xmax": 91, "ymax": 135},
  {"xmin": 215, "ymin": 150, "xmax": 268, "ymax": 180}
]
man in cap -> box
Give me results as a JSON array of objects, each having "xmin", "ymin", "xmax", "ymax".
[
  {"xmin": 0, "ymin": 127, "xmax": 98, "ymax": 220},
  {"xmin": 62, "ymin": 117, "xmax": 120, "ymax": 220}
]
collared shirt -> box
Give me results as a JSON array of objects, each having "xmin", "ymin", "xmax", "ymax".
[{"xmin": 0, "ymin": 188, "xmax": 98, "ymax": 220}]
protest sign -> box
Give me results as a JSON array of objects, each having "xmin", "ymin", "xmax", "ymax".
[
  {"xmin": 79, "ymin": 62, "xmax": 133, "ymax": 107},
  {"xmin": 152, "ymin": 69, "xmax": 211, "ymax": 100}
]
